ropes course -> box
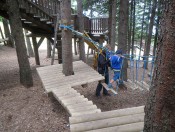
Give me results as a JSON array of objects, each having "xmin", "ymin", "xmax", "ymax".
[{"xmin": 59, "ymin": 24, "xmax": 155, "ymax": 92}]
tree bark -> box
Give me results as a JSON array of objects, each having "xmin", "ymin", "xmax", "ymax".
[
  {"xmin": 131, "ymin": 0, "xmax": 135, "ymax": 57},
  {"xmin": 2, "ymin": 18, "xmax": 14, "ymax": 47},
  {"xmin": 127, "ymin": 0, "xmax": 133, "ymax": 54},
  {"xmin": 74, "ymin": 37, "xmax": 78, "ymax": 55},
  {"xmin": 77, "ymin": 0, "xmax": 86, "ymax": 62},
  {"xmin": 139, "ymin": 0, "xmax": 146, "ymax": 57},
  {"xmin": 118, "ymin": 0, "xmax": 129, "ymax": 81},
  {"xmin": 108, "ymin": 0, "xmax": 112, "ymax": 45},
  {"xmin": 144, "ymin": 0, "xmax": 157, "ymax": 69},
  {"xmin": 60, "ymin": 0, "xmax": 74, "ymax": 76},
  {"xmin": 144, "ymin": 1, "xmax": 175, "ymax": 131},
  {"xmin": 24, "ymin": 29, "xmax": 34, "ymax": 57},
  {"xmin": 57, "ymin": 37, "xmax": 62, "ymax": 64},
  {"xmin": 109, "ymin": 0, "xmax": 116, "ymax": 51},
  {"xmin": 7, "ymin": 0, "xmax": 33, "ymax": 87}
]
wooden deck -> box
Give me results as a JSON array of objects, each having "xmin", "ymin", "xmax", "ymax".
[
  {"xmin": 37, "ymin": 61, "xmax": 145, "ymax": 132},
  {"xmin": 37, "ymin": 61, "xmax": 103, "ymax": 117}
]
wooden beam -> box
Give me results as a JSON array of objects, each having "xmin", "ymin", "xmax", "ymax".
[
  {"xmin": 37, "ymin": 37, "xmax": 45, "ymax": 48},
  {"xmin": 70, "ymin": 113, "xmax": 144, "ymax": 132},
  {"xmin": 69, "ymin": 106, "xmax": 144, "ymax": 124}
]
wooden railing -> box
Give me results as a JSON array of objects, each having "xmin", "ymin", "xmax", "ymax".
[
  {"xmin": 90, "ymin": 18, "xmax": 108, "ymax": 34},
  {"xmin": 1, "ymin": 0, "xmax": 108, "ymax": 34}
]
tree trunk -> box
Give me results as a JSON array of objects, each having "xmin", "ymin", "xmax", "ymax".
[
  {"xmin": 32, "ymin": 37, "xmax": 40, "ymax": 65},
  {"xmin": 2, "ymin": 18, "xmax": 14, "ymax": 47},
  {"xmin": 144, "ymin": 1, "xmax": 175, "ymax": 131},
  {"xmin": 77, "ymin": 0, "xmax": 86, "ymax": 62},
  {"xmin": 144, "ymin": 0, "xmax": 157, "ymax": 69},
  {"xmin": 118, "ymin": 0, "xmax": 129, "ymax": 81},
  {"xmin": 131, "ymin": 0, "xmax": 135, "ymax": 57},
  {"xmin": 108, "ymin": 0, "xmax": 112, "ymax": 45},
  {"xmin": 109, "ymin": 0, "xmax": 116, "ymax": 51},
  {"xmin": 57, "ymin": 37, "xmax": 62, "ymax": 64},
  {"xmin": 60, "ymin": 0, "xmax": 74, "ymax": 76},
  {"xmin": 24, "ymin": 30, "xmax": 34, "ymax": 57},
  {"xmin": 139, "ymin": 0, "xmax": 146, "ymax": 57},
  {"xmin": 47, "ymin": 39, "xmax": 52, "ymax": 58},
  {"xmin": 74, "ymin": 37, "xmax": 77, "ymax": 55},
  {"xmin": 7, "ymin": 0, "xmax": 33, "ymax": 87},
  {"xmin": 127, "ymin": 0, "xmax": 133, "ymax": 54},
  {"xmin": 153, "ymin": 16, "xmax": 159, "ymax": 57}
]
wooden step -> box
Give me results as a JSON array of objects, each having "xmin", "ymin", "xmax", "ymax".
[
  {"xmin": 101, "ymin": 83, "xmax": 117, "ymax": 95},
  {"xmin": 85, "ymin": 122, "xmax": 144, "ymax": 132},
  {"xmin": 68, "ymin": 105, "xmax": 98, "ymax": 113},
  {"xmin": 67, "ymin": 101, "xmax": 93, "ymax": 109},
  {"xmin": 69, "ymin": 106, "xmax": 144, "ymax": 124},
  {"xmin": 71, "ymin": 109, "xmax": 101, "ymax": 117},
  {"xmin": 70, "ymin": 113, "xmax": 144, "ymax": 132}
]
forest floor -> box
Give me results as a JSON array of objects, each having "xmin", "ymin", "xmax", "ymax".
[{"xmin": 0, "ymin": 45, "xmax": 150, "ymax": 132}]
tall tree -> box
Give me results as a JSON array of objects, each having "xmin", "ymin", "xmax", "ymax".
[
  {"xmin": 127, "ymin": 0, "xmax": 133, "ymax": 54},
  {"xmin": 60, "ymin": 0, "xmax": 74, "ymax": 76},
  {"xmin": 109, "ymin": 0, "xmax": 116, "ymax": 50},
  {"xmin": 139, "ymin": 0, "xmax": 146, "ymax": 57},
  {"xmin": 118, "ymin": 0, "xmax": 129, "ymax": 81},
  {"xmin": 131, "ymin": 0, "xmax": 135, "ymax": 57},
  {"xmin": 144, "ymin": 0, "xmax": 157, "ymax": 69},
  {"xmin": 77, "ymin": 0, "xmax": 86, "ymax": 62},
  {"xmin": 7, "ymin": 0, "xmax": 33, "ymax": 87},
  {"xmin": 144, "ymin": 0, "xmax": 175, "ymax": 131}
]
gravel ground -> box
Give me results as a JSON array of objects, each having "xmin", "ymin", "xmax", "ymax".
[{"xmin": 0, "ymin": 45, "xmax": 149, "ymax": 132}]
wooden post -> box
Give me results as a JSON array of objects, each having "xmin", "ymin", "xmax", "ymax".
[
  {"xmin": 47, "ymin": 39, "xmax": 52, "ymax": 58},
  {"xmin": 32, "ymin": 37, "xmax": 40, "ymax": 65}
]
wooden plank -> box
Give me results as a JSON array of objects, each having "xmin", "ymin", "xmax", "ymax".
[
  {"xmin": 42, "ymin": 75, "xmax": 103, "ymax": 87},
  {"xmin": 61, "ymin": 97, "xmax": 88, "ymax": 106},
  {"xmin": 40, "ymin": 72, "xmax": 101, "ymax": 84},
  {"xmin": 69, "ymin": 106, "xmax": 144, "ymax": 124},
  {"xmin": 67, "ymin": 101, "xmax": 93, "ymax": 109},
  {"xmin": 52, "ymin": 89, "xmax": 79, "ymax": 97},
  {"xmin": 70, "ymin": 113, "xmax": 144, "ymax": 132},
  {"xmin": 71, "ymin": 109, "xmax": 101, "ymax": 117},
  {"xmin": 86, "ymin": 122, "xmax": 144, "ymax": 132},
  {"xmin": 61, "ymin": 96, "xmax": 88, "ymax": 105},
  {"xmin": 101, "ymin": 83, "xmax": 117, "ymax": 95},
  {"xmin": 58, "ymin": 93, "xmax": 81, "ymax": 100},
  {"xmin": 66, "ymin": 99, "xmax": 90, "ymax": 107},
  {"xmin": 68, "ymin": 105, "xmax": 98, "ymax": 113}
]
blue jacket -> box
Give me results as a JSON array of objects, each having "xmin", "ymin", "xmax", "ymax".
[{"xmin": 110, "ymin": 55, "xmax": 123, "ymax": 70}]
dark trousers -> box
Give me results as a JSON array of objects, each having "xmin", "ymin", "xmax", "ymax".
[{"xmin": 96, "ymin": 73, "xmax": 109, "ymax": 96}]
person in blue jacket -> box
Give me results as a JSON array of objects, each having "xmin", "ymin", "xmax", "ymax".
[
  {"xmin": 108, "ymin": 49, "xmax": 124, "ymax": 89},
  {"xmin": 96, "ymin": 45, "xmax": 111, "ymax": 97}
]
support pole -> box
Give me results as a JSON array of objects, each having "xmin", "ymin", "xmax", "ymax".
[{"xmin": 32, "ymin": 37, "xmax": 40, "ymax": 65}]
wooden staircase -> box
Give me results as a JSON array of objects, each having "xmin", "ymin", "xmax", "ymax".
[
  {"xmin": 37, "ymin": 61, "xmax": 145, "ymax": 132},
  {"xmin": 0, "ymin": 0, "xmax": 59, "ymax": 36},
  {"xmin": 0, "ymin": 0, "xmax": 109, "ymax": 38}
]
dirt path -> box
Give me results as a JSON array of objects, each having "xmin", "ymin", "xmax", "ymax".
[{"xmin": 0, "ymin": 46, "xmax": 149, "ymax": 132}]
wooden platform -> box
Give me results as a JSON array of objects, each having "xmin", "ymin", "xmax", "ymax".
[
  {"xmin": 37, "ymin": 61, "xmax": 145, "ymax": 131},
  {"xmin": 37, "ymin": 61, "xmax": 103, "ymax": 117}
]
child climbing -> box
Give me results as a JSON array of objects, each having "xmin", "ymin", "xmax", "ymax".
[
  {"xmin": 108, "ymin": 49, "xmax": 124, "ymax": 90},
  {"xmin": 95, "ymin": 44, "xmax": 111, "ymax": 97}
]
